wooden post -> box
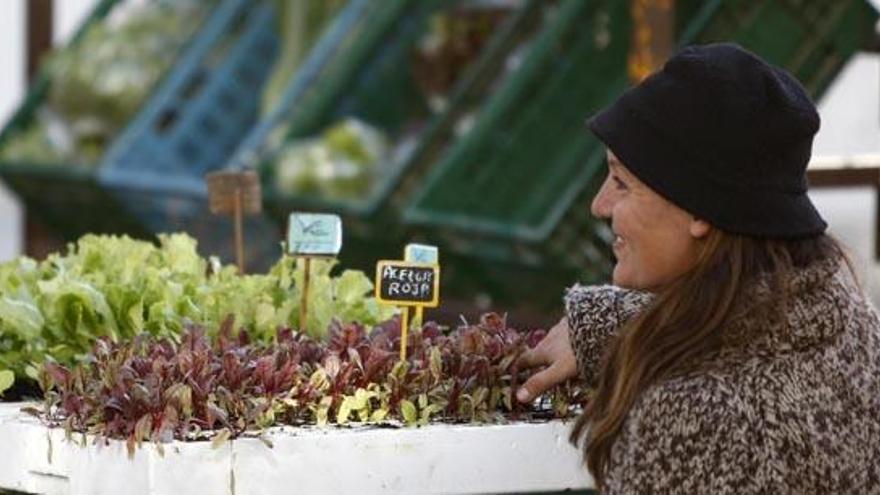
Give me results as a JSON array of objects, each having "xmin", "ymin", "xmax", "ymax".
[
  {"xmin": 413, "ymin": 306, "xmax": 423, "ymax": 330},
  {"xmin": 399, "ymin": 307, "xmax": 409, "ymax": 361},
  {"xmin": 233, "ymin": 188, "xmax": 244, "ymax": 273},
  {"xmin": 300, "ymin": 257, "xmax": 312, "ymax": 333},
  {"xmin": 24, "ymin": 0, "xmax": 63, "ymax": 260},
  {"xmin": 807, "ymin": 164, "xmax": 880, "ymax": 260},
  {"xmin": 26, "ymin": 0, "xmax": 53, "ymax": 82},
  {"xmin": 628, "ymin": 0, "xmax": 675, "ymax": 83},
  {"xmin": 206, "ymin": 170, "xmax": 261, "ymax": 274}
]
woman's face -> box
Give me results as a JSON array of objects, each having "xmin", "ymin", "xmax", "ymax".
[{"xmin": 591, "ymin": 151, "xmax": 710, "ymax": 291}]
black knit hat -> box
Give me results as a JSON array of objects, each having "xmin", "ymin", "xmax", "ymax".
[{"xmin": 588, "ymin": 42, "xmax": 827, "ymax": 238}]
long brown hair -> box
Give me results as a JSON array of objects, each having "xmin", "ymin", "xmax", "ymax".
[{"xmin": 570, "ymin": 231, "xmax": 848, "ymax": 488}]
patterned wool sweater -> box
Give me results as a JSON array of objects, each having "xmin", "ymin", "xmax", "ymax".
[{"xmin": 564, "ymin": 256, "xmax": 880, "ymax": 493}]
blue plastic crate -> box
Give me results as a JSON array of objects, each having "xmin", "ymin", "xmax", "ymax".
[
  {"xmin": 90, "ymin": 0, "xmax": 283, "ymax": 267},
  {"xmin": 227, "ymin": 0, "xmax": 374, "ymax": 172},
  {"xmin": 0, "ymin": 0, "xmax": 280, "ymax": 254},
  {"xmin": 100, "ymin": 0, "xmax": 279, "ymax": 195}
]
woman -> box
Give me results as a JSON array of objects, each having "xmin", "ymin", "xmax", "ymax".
[{"xmin": 516, "ymin": 43, "xmax": 880, "ymax": 493}]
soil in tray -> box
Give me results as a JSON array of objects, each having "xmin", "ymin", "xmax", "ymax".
[{"xmin": 1, "ymin": 378, "xmax": 42, "ymax": 402}]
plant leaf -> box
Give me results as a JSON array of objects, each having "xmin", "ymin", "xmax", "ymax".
[
  {"xmin": 211, "ymin": 428, "xmax": 231, "ymax": 450},
  {"xmin": 0, "ymin": 370, "xmax": 14, "ymax": 396},
  {"xmin": 400, "ymin": 399, "xmax": 417, "ymax": 425}
]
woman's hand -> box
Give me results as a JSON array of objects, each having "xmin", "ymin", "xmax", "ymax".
[{"xmin": 516, "ymin": 316, "xmax": 579, "ymax": 403}]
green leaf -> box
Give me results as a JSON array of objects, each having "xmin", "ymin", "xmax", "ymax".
[
  {"xmin": 38, "ymin": 276, "xmax": 119, "ymax": 341},
  {"xmin": 473, "ymin": 387, "xmax": 488, "ymax": 408},
  {"xmin": 258, "ymin": 434, "xmax": 274, "ymax": 449},
  {"xmin": 419, "ymin": 404, "xmax": 443, "ymax": 426},
  {"xmin": 24, "ymin": 365, "xmax": 39, "ymax": 381},
  {"xmin": 157, "ymin": 234, "xmax": 206, "ymax": 278},
  {"xmin": 0, "ymin": 370, "xmax": 14, "ymax": 395},
  {"xmin": 164, "ymin": 383, "xmax": 193, "ymax": 418},
  {"xmin": 391, "ymin": 360, "xmax": 409, "ymax": 382},
  {"xmin": 370, "ymin": 408, "xmax": 389, "ymax": 422},
  {"xmin": 459, "ymin": 394, "xmax": 475, "ymax": 420},
  {"xmin": 309, "ymin": 369, "xmax": 329, "ymax": 392},
  {"xmin": 358, "ymin": 387, "xmax": 376, "ymax": 405},
  {"xmin": 490, "ymin": 386, "xmax": 503, "ymax": 410},
  {"xmin": 314, "ymin": 396, "xmax": 333, "ymax": 426},
  {"xmin": 335, "ymin": 270, "xmax": 373, "ymax": 305},
  {"xmin": 0, "ymin": 297, "xmax": 44, "ymax": 340},
  {"xmin": 429, "ymin": 347, "xmax": 442, "ymax": 380},
  {"xmin": 400, "ymin": 399, "xmax": 418, "ymax": 425},
  {"xmin": 134, "ymin": 414, "xmax": 152, "ymax": 444},
  {"xmin": 211, "ymin": 429, "xmax": 231, "ymax": 450},
  {"xmin": 336, "ymin": 396, "xmax": 354, "ymax": 424}
]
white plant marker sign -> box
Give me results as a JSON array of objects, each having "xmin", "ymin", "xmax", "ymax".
[
  {"xmin": 403, "ymin": 243, "xmax": 439, "ymax": 328},
  {"xmin": 287, "ymin": 213, "xmax": 342, "ymax": 333}
]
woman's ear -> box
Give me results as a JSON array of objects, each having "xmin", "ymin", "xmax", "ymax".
[{"xmin": 689, "ymin": 218, "xmax": 712, "ymax": 239}]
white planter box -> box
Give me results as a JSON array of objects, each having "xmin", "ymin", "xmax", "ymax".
[{"xmin": 0, "ymin": 402, "xmax": 594, "ymax": 494}]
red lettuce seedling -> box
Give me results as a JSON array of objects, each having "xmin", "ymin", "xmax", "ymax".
[{"xmin": 37, "ymin": 313, "xmax": 589, "ymax": 454}]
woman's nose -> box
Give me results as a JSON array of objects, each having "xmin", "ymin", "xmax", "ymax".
[{"xmin": 591, "ymin": 181, "xmax": 613, "ymax": 219}]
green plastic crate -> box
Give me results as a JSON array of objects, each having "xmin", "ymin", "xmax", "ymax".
[
  {"xmin": 0, "ymin": 0, "xmax": 128, "ymax": 241},
  {"xmin": 678, "ymin": 0, "xmax": 878, "ymax": 96},
  {"xmin": 253, "ymin": 0, "xmax": 548, "ymax": 223},
  {"xmin": 399, "ymin": 0, "xmax": 878, "ymax": 308},
  {"xmin": 229, "ymin": 0, "xmax": 559, "ymax": 290},
  {"xmin": 0, "ymin": 0, "xmax": 281, "ymax": 264}
]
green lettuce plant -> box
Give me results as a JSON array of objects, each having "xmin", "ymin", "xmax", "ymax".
[{"xmin": 0, "ymin": 233, "xmax": 394, "ymax": 389}]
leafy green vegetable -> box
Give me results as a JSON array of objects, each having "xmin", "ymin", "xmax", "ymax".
[
  {"xmin": 0, "ymin": 120, "xmax": 66, "ymax": 164},
  {"xmin": 0, "ymin": 1, "xmax": 213, "ymax": 165},
  {"xmin": 0, "ymin": 370, "xmax": 13, "ymax": 396},
  {"xmin": 46, "ymin": 1, "xmax": 212, "ymax": 161},
  {"xmin": 274, "ymin": 118, "xmax": 388, "ymax": 200},
  {"xmin": 0, "ymin": 232, "xmax": 394, "ymax": 388},
  {"xmin": 295, "ymin": 258, "xmax": 395, "ymax": 339}
]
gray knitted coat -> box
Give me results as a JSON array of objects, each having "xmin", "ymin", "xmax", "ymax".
[{"xmin": 565, "ymin": 256, "xmax": 880, "ymax": 493}]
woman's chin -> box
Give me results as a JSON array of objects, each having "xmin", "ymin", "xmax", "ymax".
[
  {"xmin": 612, "ymin": 264, "xmax": 651, "ymax": 291},
  {"xmin": 611, "ymin": 265, "xmax": 633, "ymax": 288}
]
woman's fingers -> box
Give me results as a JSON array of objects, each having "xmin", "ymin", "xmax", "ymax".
[
  {"xmin": 517, "ymin": 361, "xmax": 566, "ymax": 403},
  {"xmin": 515, "ymin": 317, "xmax": 579, "ymax": 403},
  {"xmin": 516, "ymin": 346, "xmax": 549, "ymax": 370}
]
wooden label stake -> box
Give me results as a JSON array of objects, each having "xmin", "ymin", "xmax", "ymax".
[
  {"xmin": 300, "ymin": 257, "xmax": 312, "ymax": 334},
  {"xmin": 287, "ymin": 212, "xmax": 343, "ymax": 334},
  {"xmin": 206, "ymin": 170, "xmax": 261, "ymax": 274}
]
